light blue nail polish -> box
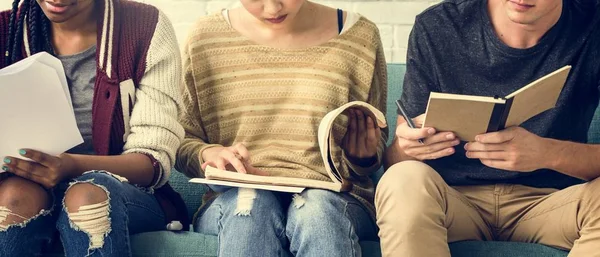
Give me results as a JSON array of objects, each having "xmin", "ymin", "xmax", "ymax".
[
  {"xmin": 19, "ymin": 149, "xmax": 26, "ymax": 156},
  {"xmin": 3, "ymin": 158, "xmax": 10, "ymax": 164}
]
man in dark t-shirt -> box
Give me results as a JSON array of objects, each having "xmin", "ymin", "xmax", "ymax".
[{"xmin": 376, "ymin": 0, "xmax": 600, "ymax": 256}]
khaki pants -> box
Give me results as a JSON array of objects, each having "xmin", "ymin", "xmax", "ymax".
[{"xmin": 375, "ymin": 161, "xmax": 600, "ymax": 257}]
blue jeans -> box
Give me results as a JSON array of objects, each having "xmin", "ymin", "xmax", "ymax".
[
  {"xmin": 0, "ymin": 171, "xmax": 166, "ymax": 257},
  {"xmin": 194, "ymin": 188, "xmax": 378, "ymax": 257}
]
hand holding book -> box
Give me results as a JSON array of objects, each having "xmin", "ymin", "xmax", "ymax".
[
  {"xmin": 190, "ymin": 101, "xmax": 387, "ymax": 193},
  {"xmin": 394, "ymin": 113, "xmax": 460, "ymax": 161},
  {"xmin": 422, "ymin": 66, "xmax": 571, "ymax": 141},
  {"xmin": 341, "ymin": 108, "xmax": 382, "ymax": 167}
]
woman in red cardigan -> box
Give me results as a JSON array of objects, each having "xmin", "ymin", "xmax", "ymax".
[{"xmin": 0, "ymin": 0, "xmax": 186, "ymax": 256}]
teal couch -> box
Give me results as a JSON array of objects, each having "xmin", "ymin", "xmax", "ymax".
[{"xmin": 115, "ymin": 64, "xmax": 588, "ymax": 256}]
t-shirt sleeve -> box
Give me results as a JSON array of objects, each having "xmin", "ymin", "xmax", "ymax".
[{"xmin": 399, "ymin": 19, "xmax": 439, "ymax": 118}]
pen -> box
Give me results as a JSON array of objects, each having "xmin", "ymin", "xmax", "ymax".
[{"xmin": 395, "ymin": 100, "xmax": 425, "ymax": 144}]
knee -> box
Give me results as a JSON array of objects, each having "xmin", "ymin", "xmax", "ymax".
[
  {"xmin": 286, "ymin": 190, "xmax": 344, "ymax": 232},
  {"xmin": 0, "ymin": 176, "xmax": 51, "ymax": 227},
  {"xmin": 62, "ymin": 182, "xmax": 111, "ymax": 250},
  {"xmin": 375, "ymin": 161, "xmax": 444, "ymax": 212},
  {"xmin": 63, "ymin": 183, "xmax": 109, "ymax": 213},
  {"xmin": 223, "ymin": 188, "xmax": 282, "ymax": 218},
  {"xmin": 377, "ymin": 161, "xmax": 441, "ymax": 197}
]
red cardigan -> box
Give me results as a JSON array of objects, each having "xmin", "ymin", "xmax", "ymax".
[
  {"xmin": 0, "ymin": 0, "xmax": 189, "ymax": 227},
  {"xmin": 0, "ymin": 0, "xmax": 156, "ymax": 156}
]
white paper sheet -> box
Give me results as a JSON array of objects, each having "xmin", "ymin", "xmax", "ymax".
[{"xmin": 0, "ymin": 52, "xmax": 83, "ymax": 166}]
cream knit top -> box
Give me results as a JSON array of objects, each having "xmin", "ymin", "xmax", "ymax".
[{"xmin": 176, "ymin": 12, "xmax": 388, "ymax": 215}]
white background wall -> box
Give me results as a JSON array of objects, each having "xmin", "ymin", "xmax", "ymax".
[{"xmin": 0, "ymin": 0, "xmax": 438, "ymax": 63}]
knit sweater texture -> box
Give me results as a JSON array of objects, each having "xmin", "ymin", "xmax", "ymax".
[
  {"xmin": 176, "ymin": 12, "xmax": 388, "ymax": 216},
  {"xmin": 0, "ymin": 0, "xmax": 184, "ymax": 188}
]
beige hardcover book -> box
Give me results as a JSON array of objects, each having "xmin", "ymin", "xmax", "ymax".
[
  {"xmin": 423, "ymin": 66, "xmax": 571, "ymax": 141},
  {"xmin": 189, "ymin": 101, "xmax": 387, "ymax": 193}
]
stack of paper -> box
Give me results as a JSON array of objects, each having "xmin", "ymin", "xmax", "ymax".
[{"xmin": 0, "ymin": 52, "xmax": 83, "ymax": 167}]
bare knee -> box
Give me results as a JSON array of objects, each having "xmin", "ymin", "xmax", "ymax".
[
  {"xmin": 64, "ymin": 183, "xmax": 108, "ymax": 213},
  {"xmin": 0, "ymin": 176, "xmax": 51, "ymax": 227}
]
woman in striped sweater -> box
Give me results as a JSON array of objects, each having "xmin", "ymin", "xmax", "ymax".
[
  {"xmin": 177, "ymin": 0, "xmax": 388, "ymax": 255},
  {"xmin": 0, "ymin": 0, "xmax": 186, "ymax": 256}
]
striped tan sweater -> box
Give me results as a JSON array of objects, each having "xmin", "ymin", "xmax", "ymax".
[{"xmin": 176, "ymin": 12, "xmax": 388, "ymax": 216}]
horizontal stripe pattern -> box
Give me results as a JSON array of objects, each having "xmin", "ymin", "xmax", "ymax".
[{"xmin": 176, "ymin": 12, "xmax": 387, "ymax": 216}]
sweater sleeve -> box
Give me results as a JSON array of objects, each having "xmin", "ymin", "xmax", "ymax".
[
  {"xmin": 342, "ymin": 31, "xmax": 389, "ymax": 177},
  {"xmin": 122, "ymin": 10, "xmax": 185, "ymax": 188},
  {"xmin": 174, "ymin": 28, "xmax": 222, "ymax": 179}
]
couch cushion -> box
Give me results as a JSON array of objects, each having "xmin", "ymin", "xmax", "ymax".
[
  {"xmin": 127, "ymin": 231, "xmax": 568, "ymax": 257},
  {"xmin": 131, "ymin": 231, "xmax": 218, "ymax": 257}
]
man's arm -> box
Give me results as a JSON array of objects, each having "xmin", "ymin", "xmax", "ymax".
[
  {"xmin": 465, "ymin": 127, "xmax": 600, "ymax": 181},
  {"xmin": 384, "ymin": 19, "xmax": 459, "ymax": 169},
  {"xmin": 546, "ymin": 139, "xmax": 600, "ymax": 181}
]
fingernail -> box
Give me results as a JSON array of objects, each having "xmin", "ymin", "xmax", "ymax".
[
  {"xmin": 447, "ymin": 148, "xmax": 454, "ymax": 154},
  {"xmin": 19, "ymin": 149, "xmax": 26, "ymax": 156},
  {"xmin": 446, "ymin": 134, "xmax": 454, "ymax": 140},
  {"xmin": 3, "ymin": 158, "xmax": 10, "ymax": 164},
  {"xmin": 2, "ymin": 166, "xmax": 8, "ymax": 172},
  {"xmin": 428, "ymin": 128, "xmax": 435, "ymax": 135},
  {"xmin": 464, "ymin": 143, "xmax": 469, "ymax": 150}
]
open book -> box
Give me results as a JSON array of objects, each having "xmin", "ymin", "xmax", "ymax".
[
  {"xmin": 422, "ymin": 66, "xmax": 571, "ymax": 141},
  {"xmin": 189, "ymin": 101, "xmax": 387, "ymax": 193},
  {"xmin": 0, "ymin": 52, "xmax": 83, "ymax": 169}
]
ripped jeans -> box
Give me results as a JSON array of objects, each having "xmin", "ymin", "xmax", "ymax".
[
  {"xmin": 0, "ymin": 171, "xmax": 166, "ymax": 257},
  {"xmin": 194, "ymin": 188, "xmax": 378, "ymax": 257}
]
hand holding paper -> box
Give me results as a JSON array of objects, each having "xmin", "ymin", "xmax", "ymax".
[
  {"xmin": 0, "ymin": 52, "xmax": 83, "ymax": 173},
  {"xmin": 2, "ymin": 149, "xmax": 77, "ymax": 188}
]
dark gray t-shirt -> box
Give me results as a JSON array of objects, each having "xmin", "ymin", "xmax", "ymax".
[
  {"xmin": 400, "ymin": 0, "xmax": 600, "ymax": 189},
  {"xmin": 58, "ymin": 45, "xmax": 97, "ymax": 155}
]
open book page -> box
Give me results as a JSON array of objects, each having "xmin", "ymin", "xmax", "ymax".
[
  {"xmin": 504, "ymin": 66, "xmax": 571, "ymax": 127},
  {"xmin": 189, "ymin": 101, "xmax": 387, "ymax": 192},
  {"xmin": 422, "ymin": 66, "xmax": 571, "ymax": 141},
  {"xmin": 0, "ymin": 52, "xmax": 83, "ymax": 166},
  {"xmin": 194, "ymin": 166, "xmax": 343, "ymax": 192},
  {"xmin": 189, "ymin": 178, "xmax": 305, "ymax": 193}
]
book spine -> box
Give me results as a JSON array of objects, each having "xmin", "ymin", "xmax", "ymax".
[{"xmin": 497, "ymin": 97, "xmax": 514, "ymax": 131}]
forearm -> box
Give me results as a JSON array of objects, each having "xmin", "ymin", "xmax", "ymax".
[
  {"xmin": 175, "ymin": 136, "xmax": 221, "ymax": 178},
  {"xmin": 68, "ymin": 153, "xmax": 155, "ymax": 186},
  {"xmin": 383, "ymin": 138, "xmax": 417, "ymax": 169},
  {"xmin": 545, "ymin": 139, "xmax": 600, "ymax": 181}
]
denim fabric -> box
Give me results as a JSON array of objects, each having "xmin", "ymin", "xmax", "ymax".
[
  {"xmin": 0, "ymin": 206, "xmax": 55, "ymax": 256},
  {"xmin": 0, "ymin": 171, "xmax": 166, "ymax": 257},
  {"xmin": 194, "ymin": 188, "xmax": 378, "ymax": 257}
]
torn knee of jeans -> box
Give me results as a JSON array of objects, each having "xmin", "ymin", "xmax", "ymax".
[
  {"xmin": 65, "ymin": 183, "xmax": 111, "ymax": 251},
  {"xmin": 292, "ymin": 194, "xmax": 306, "ymax": 209},
  {"xmin": 234, "ymin": 188, "xmax": 257, "ymax": 216},
  {"xmin": 0, "ymin": 206, "xmax": 50, "ymax": 231}
]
